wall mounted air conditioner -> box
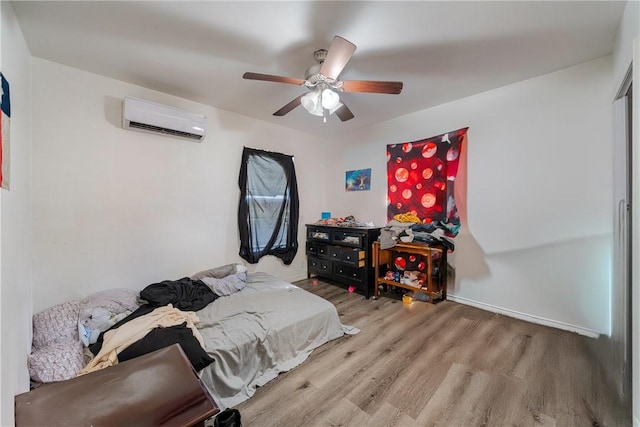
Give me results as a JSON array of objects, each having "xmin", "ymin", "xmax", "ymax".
[{"xmin": 122, "ymin": 97, "xmax": 207, "ymax": 142}]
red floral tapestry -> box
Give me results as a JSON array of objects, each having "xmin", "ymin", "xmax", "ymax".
[{"xmin": 386, "ymin": 127, "xmax": 467, "ymax": 234}]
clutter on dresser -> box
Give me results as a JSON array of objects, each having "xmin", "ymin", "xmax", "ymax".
[{"xmin": 313, "ymin": 214, "xmax": 375, "ymax": 228}]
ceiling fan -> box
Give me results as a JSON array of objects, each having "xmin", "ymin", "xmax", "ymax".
[{"xmin": 243, "ymin": 36, "xmax": 403, "ymax": 123}]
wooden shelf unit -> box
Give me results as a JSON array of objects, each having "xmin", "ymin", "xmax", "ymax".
[{"xmin": 372, "ymin": 241, "xmax": 448, "ymax": 303}]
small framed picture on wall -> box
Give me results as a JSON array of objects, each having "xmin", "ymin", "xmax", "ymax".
[{"xmin": 345, "ymin": 168, "xmax": 371, "ymax": 192}]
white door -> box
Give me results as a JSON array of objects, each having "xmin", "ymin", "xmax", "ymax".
[{"xmin": 613, "ymin": 90, "xmax": 632, "ymax": 399}]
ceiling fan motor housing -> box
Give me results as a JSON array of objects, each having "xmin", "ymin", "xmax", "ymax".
[
  {"xmin": 313, "ymin": 49, "xmax": 328, "ymax": 63},
  {"xmin": 305, "ymin": 49, "xmax": 328, "ymax": 80}
]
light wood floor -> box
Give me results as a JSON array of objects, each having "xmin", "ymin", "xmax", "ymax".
[{"xmin": 235, "ymin": 279, "xmax": 630, "ymax": 426}]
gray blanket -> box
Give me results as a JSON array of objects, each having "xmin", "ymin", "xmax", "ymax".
[{"xmin": 196, "ymin": 272, "xmax": 358, "ymax": 409}]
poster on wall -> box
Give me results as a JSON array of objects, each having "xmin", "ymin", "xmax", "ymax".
[
  {"xmin": 0, "ymin": 72, "xmax": 10, "ymax": 190},
  {"xmin": 345, "ymin": 168, "xmax": 371, "ymax": 191},
  {"xmin": 386, "ymin": 127, "xmax": 467, "ymax": 235}
]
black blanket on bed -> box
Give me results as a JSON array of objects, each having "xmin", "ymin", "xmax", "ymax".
[
  {"xmin": 118, "ymin": 323, "xmax": 214, "ymax": 371},
  {"xmin": 140, "ymin": 277, "xmax": 218, "ymax": 311}
]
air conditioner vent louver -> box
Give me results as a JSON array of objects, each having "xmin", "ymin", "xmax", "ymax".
[
  {"xmin": 122, "ymin": 97, "xmax": 207, "ymax": 142},
  {"xmin": 127, "ymin": 121, "xmax": 203, "ymax": 141}
]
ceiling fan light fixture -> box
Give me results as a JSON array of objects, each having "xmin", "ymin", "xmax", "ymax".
[
  {"xmin": 301, "ymin": 91, "xmax": 322, "ymax": 115},
  {"xmin": 302, "ymin": 87, "xmax": 342, "ymax": 119},
  {"xmin": 321, "ymin": 88, "xmax": 340, "ymax": 110}
]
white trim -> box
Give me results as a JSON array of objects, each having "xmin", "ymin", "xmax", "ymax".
[
  {"xmin": 631, "ymin": 36, "xmax": 639, "ymax": 427},
  {"xmin": 615, "ymin": 64, "xmax": 633, "ymax": 100},
  {"xmin": 447, "ymin": 295, "xmax": 601, "ymax": 339}
]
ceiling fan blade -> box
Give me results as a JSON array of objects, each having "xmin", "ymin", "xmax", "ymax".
[
  {"xmin": 243, "ymin": 72, "xmax": 305, "ymax": 86},
  {"xmin": 320, "ymin": 36, "xmax": 357, "ymax": 80},
  {"xmin": 335, "ymin": 103, "xmax": 354, "ymax": 122},
  {"xmin": 273, "ymin": 94, "xmax": 304, "ymax": 116},
  {"xmin": 341, "ymin": 80, "xmax": 403, "ymax": 94}
]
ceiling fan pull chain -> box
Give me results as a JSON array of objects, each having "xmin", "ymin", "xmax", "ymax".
[{"xmin": 320, "ymin": 90, "xmax": 327, "ymax": 123}]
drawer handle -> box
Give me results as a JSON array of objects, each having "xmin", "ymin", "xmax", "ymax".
[
  {"xmin": 332, "ymin": 254, "xmax": 337, "ymax": 257},
  {"xmin": 352, "ymin": 273, "xmax": 357, "ymax": 277},
  {"xmin": 346, "ymin": 256, "xmax": 351, "ymax": 260}
]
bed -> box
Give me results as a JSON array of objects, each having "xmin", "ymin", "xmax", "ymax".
[
  {"xmin": 197, "ymin": 272, "xmax": 357, "ymax": 409},
  {"xmin": 27, "ymin": 269, "xmax": 356, "ymax": 412}
]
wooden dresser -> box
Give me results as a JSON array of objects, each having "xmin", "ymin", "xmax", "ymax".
[{"xmin": 306, "ymin": 224, "xmax": 381, "ymax": 298}]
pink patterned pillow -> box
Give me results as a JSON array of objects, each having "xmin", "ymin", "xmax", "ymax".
[
  {"xmin": 28, "ymin": 339, "xmax": 84, "ymax": 383},
  {"xmin": 32, "ymin": 300, "xmax": 81, "ymax": 351}
]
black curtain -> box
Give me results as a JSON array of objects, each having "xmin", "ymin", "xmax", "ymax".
[{"xmin": 238, "ymin": 147, "xmax": 299, "ymax": 264}]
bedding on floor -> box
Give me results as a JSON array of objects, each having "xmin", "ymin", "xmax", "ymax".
[
  {"xmin": 28, "ymin": 268, "xmax": 357, "ymax": 411},
  {"xmin": 196, "ymin": 272, "xmax": 358, "ymax": 409}
]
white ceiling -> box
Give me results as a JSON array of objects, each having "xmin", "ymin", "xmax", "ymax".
[{"xmin": 11, "ymin": 1, "xmax": 627, "ymax": 137}]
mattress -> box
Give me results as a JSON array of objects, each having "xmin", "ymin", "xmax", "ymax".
[{"xmin": 196, "ymin": 272, "xmax": 357, "ymax": 409}]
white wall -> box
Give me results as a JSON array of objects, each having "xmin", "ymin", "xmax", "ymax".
[
  {"xmin": 0, "ymin": 1, "xmax": 32, "ymax": 425},
  {"xmin": 328, "ymin": 57, "xmax": 613, "ymax": 336},
  {"xmin": 31, "ymin": 58, "xmax": 328, "ymax": 313}
]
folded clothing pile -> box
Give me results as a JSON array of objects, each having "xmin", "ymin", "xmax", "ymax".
[{"xmin": 379, "ymin": 219, "xmax": 456, "ymax": 251}]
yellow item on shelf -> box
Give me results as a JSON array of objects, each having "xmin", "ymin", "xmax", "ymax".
[{"xmin": 393, "ymin": 212, "xmax": 422, "ymax": 224}]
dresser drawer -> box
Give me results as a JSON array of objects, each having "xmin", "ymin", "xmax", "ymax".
[
  {"xmin": 308, "ymin": 256, "xmax": 332, "ymax": 275},
  {"xmin": 331, "ymin": 230, "xmax": 363, "ymax": 247},
  {"xmin": 307, "ymin": 227, "xmax": 331, "ymax": 243},
  {"xmin": 328, "ymin": 247, "xmax": 365, "ymax": 267},
  {"xmin": 307, "ymin": 242, "xmax": 329, "ymax": 258},
  {"xmin": 334, "ymin": 264, "xmax": 364, "ymax": 286}
]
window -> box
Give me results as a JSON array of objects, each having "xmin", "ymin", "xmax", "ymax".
[{"xmin": 238, "ymin": 147, "xmax": 299, "ymax": 264}]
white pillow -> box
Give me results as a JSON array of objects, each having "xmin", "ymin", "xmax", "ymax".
[
  {"xmin": 191, "ymin": 263, "xmax": 247, "ymax": 281},
  {"xmin": 202, "ymin": 271, "xmax": 247, "ymax": 296}
]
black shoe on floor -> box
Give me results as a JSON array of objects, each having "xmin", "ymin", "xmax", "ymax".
[{"xmin": 214, "ymin": 408, "xmax": 241, "ymax": 427}]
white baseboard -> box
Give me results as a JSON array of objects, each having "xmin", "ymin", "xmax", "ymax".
[{"xmin": 447, "ymin": 294, "xmax": 601, "ymax": 339}]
